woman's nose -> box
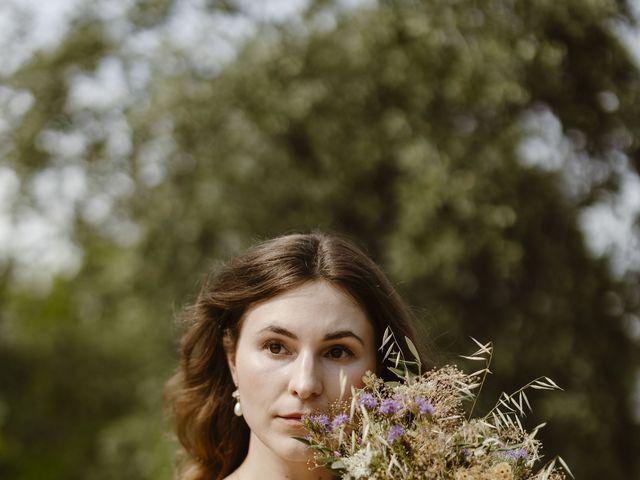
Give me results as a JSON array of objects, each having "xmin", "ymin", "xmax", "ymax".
[{"xmin": 288, "ymin": 351, "xmax": 323, "ymax": 399}]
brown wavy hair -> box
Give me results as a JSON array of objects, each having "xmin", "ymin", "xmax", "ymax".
[{"xmin": 165, "ymin": 232, "xmax": 432, "ymax": 480}]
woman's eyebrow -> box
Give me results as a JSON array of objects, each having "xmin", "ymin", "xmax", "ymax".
[
  {"xmin": 257, "ymin": 325, "xmax": 365, "ymax": 346},
  {"xmin": 323, "ymin": 330, "xmax": 365, "ymax": 346},
  {"xmin": 258, "ymin": 325, "xmax": 297, "ymax": 338}
]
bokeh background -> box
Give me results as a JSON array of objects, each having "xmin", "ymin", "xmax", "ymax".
[{"xmin": 1, "ymin": 0, "xmax": 640, "ymax": 479}]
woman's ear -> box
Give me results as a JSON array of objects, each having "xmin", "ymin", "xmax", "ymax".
[{"xmin": 223, "ymin": 332, "xmax": 238, "ymax": 386}]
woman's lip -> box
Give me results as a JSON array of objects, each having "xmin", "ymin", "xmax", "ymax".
[
  {"xmin": 277, "ymin": 416, "xmax": 303, "ymax": 425},
  {"xmin": 278, "ymin": 412, "xmax": 305, "ymax": 419}
]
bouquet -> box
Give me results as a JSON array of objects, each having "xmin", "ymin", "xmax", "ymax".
[{"xmin": 298, "ymin": 329, "xmax": 572, "ymax": 480}]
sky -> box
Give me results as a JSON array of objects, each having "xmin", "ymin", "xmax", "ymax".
[{"xmin": 0, "ymin": 0, "xmax": 639, "ymax": 289}]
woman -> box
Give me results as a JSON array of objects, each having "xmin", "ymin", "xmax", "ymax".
[{"xmin": 166, "ymin": 232, "xmax": 431, "ymax": 480}]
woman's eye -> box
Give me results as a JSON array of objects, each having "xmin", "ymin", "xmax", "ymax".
[
  {"xmin": 265, "ymin": 341, "xmax": 287, "ymax": 355},
  {"xmin": 326, "ymin": 346, "xmax": 353, "ymax": 359}
]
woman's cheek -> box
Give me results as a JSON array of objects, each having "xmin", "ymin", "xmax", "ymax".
[
  {"xmin": 346, "ymin": 363, "xmax": 369, "ymax": 389},
  {"xmin": 242, "ymin": 349, "xmax": 278, "ymax": 378},
  {"xmin": 323, "ymin": 361, "xmax": 369, "ymax": 400}
]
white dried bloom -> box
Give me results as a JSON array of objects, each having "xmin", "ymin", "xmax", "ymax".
[{"xmin": 342, "ymin": 447, "xmax": 374, "ymax": 479}]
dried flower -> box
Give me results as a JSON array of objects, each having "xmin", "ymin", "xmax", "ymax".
[
  {"xmin": 378, "ymin": 398, "xmax": 401, "ymax": 415},
  {"xmin": 331, "ymin": 413, "xmax": 349, "ymax": 430},
  {"xmin": 358, "ymin": 393, "xmax": 377, "ymax": 409},
  {"xmin": 386, "ymin": 425, "xmax": 405, "ymax": 444},
  {"xmin": 504, "ymin": 448, "xmax": 529, "ymax": 461},
  {"xmin": 299, "ymin": 332, "xmax": 572, "ymax": 480},
  {"xmin": 490, "ymin": 462, "xmax": 514, "ymax": 480},
  {"xmin": 415, "ymin": 396, "xmax": 435, "ymax": 415},
  {"xmin": 306, "ymin": 414, "xmax": 330, "ymax": 433}
]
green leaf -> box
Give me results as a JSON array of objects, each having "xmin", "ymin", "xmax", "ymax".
[
  {"xmin": 388, "ymin": 366, "xmax": 406, "ymax": 378},
  {"xmin": 405, "ymin": 336, "xmax": 421, "ymax": 365},
  {"xmin": 292, "ymin": 436, "xmax": 311, "ymax": 445}
]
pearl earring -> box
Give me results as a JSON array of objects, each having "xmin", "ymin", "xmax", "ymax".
[{"xmin": 232, "ymin": 389, "xmax": 242, "ymax": 417}]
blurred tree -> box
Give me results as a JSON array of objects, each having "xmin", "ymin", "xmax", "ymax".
[{"xmin": 1, "ymin": 0, "xmax": 639, "ymax": 479}]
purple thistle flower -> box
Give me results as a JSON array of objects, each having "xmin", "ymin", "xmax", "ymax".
[
  {"xmin": 460, "ymin": 448, "xmax": 470, "ymax": 457},
  {"xmin": 310, "ymin": 414, "xmax": 330, "ymax": 431},
  {"xmin": 386, "ymin": 425, "xmax": 405, "ymax": 444},
  {"xmin": 331, "ymin": 413, "xmax": 349, "ymax": 430},
  {"xmin": 504, "ymin": 448, "xmax": 529, "ymax": 461},
  {"xmin": 379, "ymin": 398, "xmax": 402, "ymax": 415},
  {"xmin": 359, "ymin": 393, "xmax": 378, "ymax": 409},
  {"xmin": 415, "ymin": 396, "xmax": 436, "ymax": 415}
]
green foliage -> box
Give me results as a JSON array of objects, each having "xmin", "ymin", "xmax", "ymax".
[{"xmin": 1, "ymin": 0, "xmax": 639, "ymax": 479}]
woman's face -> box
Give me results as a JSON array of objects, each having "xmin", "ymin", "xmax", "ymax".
[{"xmin": 226, "ymin": 280, "xmax": 377, "ymax": 463}]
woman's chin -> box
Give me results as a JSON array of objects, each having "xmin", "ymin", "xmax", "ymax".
[{"xmin": 276, "ymin": 437, "xmax": 315, "ymax": 463}]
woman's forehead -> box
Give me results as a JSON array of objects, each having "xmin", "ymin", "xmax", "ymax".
[{"xmin": 239, "ymin": 280, "xmax": 374, "ymax": 338}]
